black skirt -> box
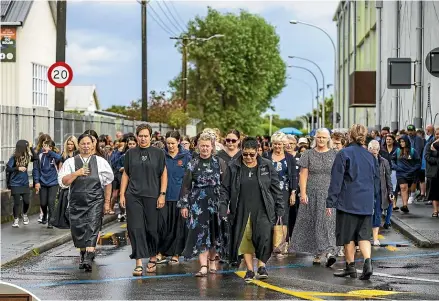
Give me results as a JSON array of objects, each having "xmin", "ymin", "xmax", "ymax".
[
  {"xmin": 335, "ymin": 210, "xmax": 372, "ymax": 246},
  {"xmin": 427, "ymin": 177, "xmax": 439, "ymax": 201},
  {"xmin": 158, "ymin": 201, "xmax": 188, "ymax": 256}
]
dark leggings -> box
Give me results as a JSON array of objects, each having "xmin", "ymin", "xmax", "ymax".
[
  {"xmin": 12, "ymin": 193, "xmax": 30, "ymax": 218},
  {"xmin": 40, "ymin": 185, "xmax": 59, "ymax": 222}
]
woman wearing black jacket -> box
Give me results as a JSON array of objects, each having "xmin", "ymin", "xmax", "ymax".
[
  {"xmin": 425, "ymin": 128, "xmax": 439, "ymax": 217},
  {"xmin": 263, "ymin": 132, "xmax": 297, "ymax": 253},
  {"xmin": 220, "ymin": 137, "xmax": 284, "ymax": 283}
]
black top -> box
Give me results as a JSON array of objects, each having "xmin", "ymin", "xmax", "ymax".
[
  {"xmin": 124, "ymin": 146, "xmax": 166, "ymax": 198},
  {"xmin": 240, "ymin": 164, "xmax": 265, "ymax": 215},
  {"xmin": 217, "ymin": 149, "xmax": 241, "ymax": 165}
]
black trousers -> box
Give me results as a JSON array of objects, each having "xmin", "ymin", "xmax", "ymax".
[
  {"xmin": 12, "ymin": 193, "xmax": 30, "ymax": 218},
  {"xmin": 40, "ymin": 185, "xmax": 59, "ymax": 223},
  {"xmin": 126, "ymin": 193, "xmax": 159, "ymax": 260}
]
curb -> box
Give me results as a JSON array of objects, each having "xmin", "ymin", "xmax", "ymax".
[
  {"xmin": 1, "ymin": 215, "xmax": 118, "ymax": 268},
  {"xmin": 389, "ymin": 214, "xmax": 436, "ymax": 248}
]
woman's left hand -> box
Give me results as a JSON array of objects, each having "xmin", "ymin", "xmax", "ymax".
[
  {"xmin": 325, "ymin": 208, "xmax": 332, "ymax": 217},
  {"xmin": 157, "ymin": 195, "xmax": 165, "ymax": 209},
  {"xmin": 289, "ymin": 192, "xmax": 296, "ymax": 206}
]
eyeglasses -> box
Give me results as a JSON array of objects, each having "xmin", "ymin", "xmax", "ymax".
[
  {"xmin": 242, "ymin": 153, "xmax": 256, "ymax": 157},
  {"xmin": 226, "ymin": 139, "xmax": 238, "ymax": 143}
]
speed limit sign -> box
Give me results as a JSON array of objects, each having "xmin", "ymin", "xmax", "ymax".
[{"xmin": 47, "ymin": 62, "xmax": 73, "ymax": 88}]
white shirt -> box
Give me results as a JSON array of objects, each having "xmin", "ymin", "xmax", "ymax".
[{"xmin": 58, "ymin": 155, "xmax": 114, "ymax": 189}]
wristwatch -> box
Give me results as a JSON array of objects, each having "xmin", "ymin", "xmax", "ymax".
[{"xmin": 160, "ymin": 192, "xmax": 166, "ymax": 196}]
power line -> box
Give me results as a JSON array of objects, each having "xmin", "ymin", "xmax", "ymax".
[
  {"xmin": 147, "ymin": 1, "xmax": 177, "ymax": 36},
  {"xmin": 154, "ymin": 1, "xmax": 182, "ymax": 34},
  {"xmin": 161, "ymin": 1, "xmax": 186, "ymax": 33},
  {"xmin": 168, "ymin": 1, "xmax": 187, "ymax": 31}
]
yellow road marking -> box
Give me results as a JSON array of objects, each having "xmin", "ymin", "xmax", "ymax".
[
  {"xmin": 235, "ymin": 271, "xmax": 400, "ymax": 300},
  {"xmin": 378, "ymin": 234, "xmax": 385, "ymax": 240},
  {"xmin": 99, "ymin": 232, "xmax": 114, "ymax": 239},
  {"xmin": 385, "ymin": 245, "xmax": 398, "ymax": 252},
  {"xmin": 120, "ymin": 224, "xmax": 127, "ymax": 229}
]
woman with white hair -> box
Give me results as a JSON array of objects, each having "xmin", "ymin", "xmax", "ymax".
[
  {"xmin": 290, "ymin": 128, "xmax": 338, "ymax": 267},
  {"xmin": 263, "ymin": 132, "xmax": 297, "ymax": 253},
  {"xmin": 368, "ymin": 140, "xmax": 394, "ymax": 246},
  {"xmin": 178, "ymin": 132, "xmax": 227, "ymax": 277}
]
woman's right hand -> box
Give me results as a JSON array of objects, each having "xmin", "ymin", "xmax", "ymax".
[
  {"xmin": 119, "ymin": 194, "xmax": 126, "ymax": 208},
  {"xmin": 18, "ymin": 167, "xmax": 27, "ymax": 172},
  {"xmin": 75, "ymin": 168, "xmax": 89, "ymax": 177},
  {"xmin": 181, "ymin": 208, "xmax": 188, "ymax": 218},
  {"xmin": 300, "ymin": 194, "xmax": 308, "ymax": 205}
]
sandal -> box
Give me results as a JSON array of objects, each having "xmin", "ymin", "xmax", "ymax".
[
  {"xmin": 168, "ymin": 257, "xmax": 179, "ymax": 265},
  {"xmin": 432, "ymin": 212, "xmax": 438, "ymax": 217},
  {"xmin": 132, "ymin": 266, "xmax": 143, "ymax": 276},
  {"xmin": 208, "ymin": 258, "xmax": 217, "ymax": 273},
  {"xmin": 156, "ymin": 255, "xmax": 167, "ymax": 264},
  {"xmin": 195, "ymin": 265, "xmax": 208, "ymax": 277},
  {"xmin": 146, "ymin": 260, "xmax": 157, "ymax": 273}
]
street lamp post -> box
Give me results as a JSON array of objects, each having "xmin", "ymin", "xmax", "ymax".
[
  {"xmin": 288, "ymin": 65, "xmax": 320, "ymax": 130},
  {"xmin": 288, "ymin": 56, "xmax": 325, "ymax": 127},
  {"xmin": 171, "ymin": 34, "xmax": 225, "ymax": 103},
  {"xmin": 289, "ymin": 77, "xmax": 316, "ymax": 130},
  {"xmin": 290, "ymin": 20, "xmax": 337, "ymax": 128}
]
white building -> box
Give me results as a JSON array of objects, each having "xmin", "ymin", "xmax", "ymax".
[
  {"xmin": 0, "ymin": 0, "xmax": 57, "ymax": 109},
  {"xmin": 65, "ymin": 85, "xmax": 101, "ymax": 114}
]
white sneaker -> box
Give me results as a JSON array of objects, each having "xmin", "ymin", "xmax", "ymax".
[
  {"xmin": 408, "ymin": 196, "xmax": 414, "ymax": 204},
  {"xmin": 12, "ymin": 218, "xmax": 19, "ymax": 228},
  {"xmin": 373, "ymin": 240, "xmax": 381, "ymax": 246},
  {"xmin": 23, "ymin": 214, "xmax": 29, "ymax": 225},
  {"xmin": 38, "ymin": 213, "xmax": 43, "ymax": 223},
  {"xmin": 337, "ymin": 249, "xmax": 345, "ymax": 257}
]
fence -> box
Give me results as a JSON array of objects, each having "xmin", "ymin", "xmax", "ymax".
[{"xmin": 0, "ymin": 105, "xmax": 172, "ymax": 189}]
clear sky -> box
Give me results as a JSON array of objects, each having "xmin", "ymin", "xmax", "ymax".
[{"xmin": 66, "ymin": 0, "xmax": 339, "ymax": 120}]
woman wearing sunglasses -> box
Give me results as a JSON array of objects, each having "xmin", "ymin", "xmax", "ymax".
[
  {"xmin": 217, "ymin": 129, "xmax": 242, "ymax": 164},
  {"xmin": 220, "ymin": 137, "xmax": 284, "ymax": 283}
]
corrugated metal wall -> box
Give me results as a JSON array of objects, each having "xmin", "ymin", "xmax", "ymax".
[{"xmin": 0, "ymin": 105, "xmax": 172, "ymax": 189}]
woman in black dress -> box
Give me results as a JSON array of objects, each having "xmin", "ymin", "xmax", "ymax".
[
  {"xmin": 177, "ymin": 132, "xmax": 227, "ymax": 277},
  {"xmin": 58, "ymin": 134, "xmax": 114, "ymax": 272},
  {"xmin": 220, "ymin": 137, "xmax": 284, "ymax": 282},
  {"xmin": 217, "ymin": 129, "xmax": 241, "ymax": 163},
  {"xmin": 119, "ymin": 124, "xmax": 168, "ymax": 276}
]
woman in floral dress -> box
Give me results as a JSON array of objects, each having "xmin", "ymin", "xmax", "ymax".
[{"xmin": 178, "ymin": 133, "xmax": 227, "ymax": 277}]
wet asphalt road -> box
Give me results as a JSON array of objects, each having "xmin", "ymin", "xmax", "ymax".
[{"xmin": 2, "ymin": 221, "xmax": 439, "ymax": 300}]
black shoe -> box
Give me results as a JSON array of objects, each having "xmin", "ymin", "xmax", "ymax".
[
  {"xmin": 334, "ymin": 262, "xmax": 357, "ymax": 278},
  {"xmin": 383, "ymin": 223, "xmax": 391, "ymax": 229},
  {"xmin": 401, "ymin": 206, "xmax": 409, "ymax": 213},
  {"xmin": 79, "ymin": 251, "xmax": 86, "ymax": 269},
  {"xmin": 47, "ymin": 224, "xmax": 53, "ymax": 229},
  {"xmin": 359, "ymin": 258, "xmax": 373, "ymax": 280},
  {"xmin": 257, "ymin": 266, "xmax": 268, "ymax": 279},
  {"xmin": 83, "ymin": 251, "xmax": 94, "ymax": 272},
  {"xmin": 393, "ymin": 206, "xmax": 399, "ymax": 211},
  {"xmin": 326, "ymin": 254, "xmax": 337, "ymax": 268},
  {"xmin": 41, "ymin": 219, "xmax": 47, "ymax": 225},
  {"xmin": 244, "ymin": 270, "xmax": 255, "ymax": 283}
]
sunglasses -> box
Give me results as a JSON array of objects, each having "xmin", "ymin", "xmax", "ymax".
[
  {"xmin": 226, "ymin": 138, "xmax": 238, "ymax": 143},
  {"xmin": 242, "ymin": 153, "xmax": 256, "ymax": 157}
]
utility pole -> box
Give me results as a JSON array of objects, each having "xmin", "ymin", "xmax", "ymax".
[
  {"xmin": 141, "ymin": 0, "xmax": 148, "ymax": 121},
  {"xmin": 54, "ymin": 0, "xmax": 67, "ymax": 112},
  {"xmin": 181, "ymin": 37, "xmax": 188, "ymax": 102}
]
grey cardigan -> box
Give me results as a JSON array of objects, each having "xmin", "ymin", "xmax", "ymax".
[{"xmin": 378, "ymin": 156, "xmax": 393, "ymax": 210}]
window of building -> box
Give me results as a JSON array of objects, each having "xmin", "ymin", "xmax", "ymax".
[{"xmin": 32, "ymin": 63, "xmax": 48, "ymax": 107}]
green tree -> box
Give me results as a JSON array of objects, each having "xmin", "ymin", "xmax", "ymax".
[{"xmin": 169, "ymin": 7, "xmax": 286, "ymax": 134}]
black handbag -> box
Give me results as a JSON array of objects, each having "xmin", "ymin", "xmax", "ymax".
[{"xmin": 51, "ymin": 188, "xmax": 70, "ymax": 229}]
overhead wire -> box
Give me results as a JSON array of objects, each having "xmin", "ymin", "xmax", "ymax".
[
  {"xmin": 168, "ymin": 1, "xmax": 188, "ymax": 31},
  {"xmin": 147, "ymin": 2, "xmax": 178, "ymax": 36},
  {"xmin": 153, "ymin": 1, "xmax": 183, "ymax": 34},
  {"xmin": 161, "ymin": 0, "xmax": 187, "ymax": 33}
]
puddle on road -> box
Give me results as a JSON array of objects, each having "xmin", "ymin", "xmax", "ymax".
[{"xmin": 98, "ymin": 231, "xmax": 130, "ymax": 247}]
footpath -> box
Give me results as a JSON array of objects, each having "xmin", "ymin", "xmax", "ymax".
[
  {"xmin": 390, "ymin": 200, "xmax": 439, "ymax": 248},
  {"xmin": 1, "ymin": 213, "xmax": 117, "ymax": 267}
]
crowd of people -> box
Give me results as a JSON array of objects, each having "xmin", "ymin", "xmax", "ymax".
[{"xmin": 5, "ymin": 122, "xmax": 439, "ymax": 282}]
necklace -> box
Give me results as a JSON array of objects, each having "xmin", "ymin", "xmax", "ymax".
[
  {"xmin": 243, "ymin": 162, "xmax": 257, "ymax": 177},
  {"xmin": 80, "ymin": 155, "xmax": 91, "ymax": 167}
]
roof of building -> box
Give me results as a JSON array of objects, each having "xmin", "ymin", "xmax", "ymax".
[
  {"xmin": 1, "ymin": 0, "xmax": 32, "ymax": 23},
  {"xmin": 1, "ymin": 0, "xmax": 56, "ymax": 25},
  {"xmin": 333, "ymin": 1, "xmax": 345, "ymax": 22},
  {"xmin": 65, "ymin": 85, "xmax": 101, "ymax": 112}
]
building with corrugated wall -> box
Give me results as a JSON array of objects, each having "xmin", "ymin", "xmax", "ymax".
[{"xmin": 334, "ymin": 0, "xmax": 439, "ymax": 130}]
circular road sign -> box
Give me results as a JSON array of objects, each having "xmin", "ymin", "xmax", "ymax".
[
  {"xmin": 425, "ymin": 47, "xmax": 439, "ymax": 78},
  {"xmin": 47, "ymin": 62, "xmax": 73, "ymax": 88}
]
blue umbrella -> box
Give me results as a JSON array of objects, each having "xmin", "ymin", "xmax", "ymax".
[{"xmin": 279, "ymin": 127, "xmax": 303, "ymax": 136}]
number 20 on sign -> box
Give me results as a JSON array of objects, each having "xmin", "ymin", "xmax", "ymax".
[{"xmin": 47, "ymin": 62, "xmax": 73, "ymax": 88}]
